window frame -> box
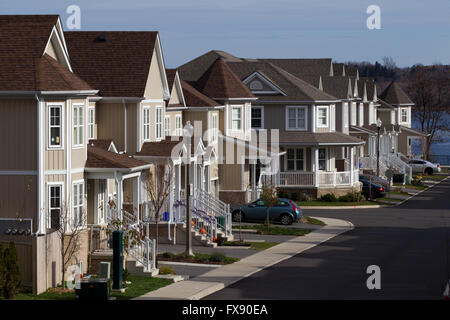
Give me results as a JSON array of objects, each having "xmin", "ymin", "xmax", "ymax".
[
  {"xmin": 175, "ymin": 114, "xmax": 182, "ymax": 136},
  {"xmin": 143, "ymin": 106, "xmax": 151, "ymax": 141},
  {"xmin": 87, "ymin": 107, "xmax": 95, "ymax": 140},
  {"xmin": 47, "ymin": 103, "xmax": 64, "ymax": 149},
  {"xmin": 72, "ymin": 180, "xmax": 85, "ymax": 229},
  {"xmin": 72, "ymin": 103, "xmax": 84, "ymax": 148},
  {"xmin": 230, "ymin": 105, "xmax": 243, "ymax": 132},
  {"xmin": 317, "ymin": 106, "xmax": 329, "ymax": 128},
  {"xmin": 165, "ymin": 115, "xmax": 171, "ymax": 137},
  {"xmin": 251, "ymin": 106, "xmax": 264, "ymax": 129},
  {"xmin": 400, "ymin": 107, "xmax": 409, "ymax": 123},
  {"xmin": 211, "ymin": 113, "xmax": 219, "ymax": 143},
  {"xmin": 318, "ymin": 148, "xmax": 327, "ymax": 171},
  {"xmin": 155, "ymin": 106, "xmax": 163, "ymax": 140},
  {"xmin": 285, "ymin": 147, "xmax": 306, "ymax": 172},
  {"xmin": 47, "ymin": 182, "xmax": 63, "ymax": 230},
  {"xmin": 285, "ymin": 106, "xmax": 308, "ymax": 131}
]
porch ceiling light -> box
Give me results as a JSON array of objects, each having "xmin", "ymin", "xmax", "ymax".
[
  {"xmin": 376, "ymin": 118, "xmax": 382, "ymax": 128},
  {"xmin": 184, "ymin": 121, "xmax": 194, "ymax": 139}
]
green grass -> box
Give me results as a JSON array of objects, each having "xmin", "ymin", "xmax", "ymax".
[
  {"xmin": 238, "ymin": 224, "xmax": 312, "ymax": 236},
  {"xmin": 158, "ymin": 252, "xmax": 239, "ymax": 264},
  {"xmin": 387, "ymin": 191, "xmax": 410, "ymax": 197},
  {"xmin": 296, "ymin": 200, "xmax": 378, "ymax": 206},
  {"xmin": 422, "ymin": 174, "xmax": 448, "ymax": 181},
  {"xmin": 302, "ymin": 216, "xmax": 326, "ymax": 226},
  {"xmin": 14, "ymin": 275, "xmax": 171, "ymax": 300},
  {"xmin": 221, "ymin": 240, "xmax": 279, "ymax": 250}
]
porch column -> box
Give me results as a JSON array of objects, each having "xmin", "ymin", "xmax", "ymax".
[
  {"xmin": 350, "ymin": 147, "xmax": 354, "ymax": 186},
  {"xmin": 276, "ymin": 157, "xmax": 281, "ymax": 186},
  {"xmin": 116, "ymin": 173, "xmax": 123, "ymax": 221},
  {"xmin": 205, "ymin": 165, "xmax": 210, "ymax": 193},
  {"xmin": 175, "ymin": 164, "xmax": 181, "ymax": 221},
  {"xmin": 251, "ymin": 162, "xmax": 256, "ymax": 201},
  {"xmin": 314, "ymin": 148, "xmax": 319, "ymax": 187},
  {"xmin": 133, "ymin": 174, "xmax": 141, "ymax": 223}
]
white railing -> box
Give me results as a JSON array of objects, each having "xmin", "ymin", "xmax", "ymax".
[
  {"xmin": 318, "ymin": 172, "xmax": 334, "ymax": 186},
  {"xmin": 193, "ymin": 188, "xmax": 232, "ymax": 237},
  {"xmin": 336, "ymin": 171, "xmax": 351, "ymax": 185},
  {"xmin": 128, "ymin": 235, "xmax": 156, "ymax": 272},
  {"xmin": 191, "ymin": 202, "xmax": 218, "ymax": 243},
  {"xmin": 265, "ymin": 170, "xmax": 359, "ymax": 187},
  {"xmin": 278, "ymin": 172, "xmax": 314, "ymax": 186}
]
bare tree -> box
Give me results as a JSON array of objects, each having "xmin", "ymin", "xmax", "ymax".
[
  {"xmin": 407, "ymin": 65, "xmax": 450, "ymax": 159},
  {"xmin": 55, "ymin": 202, "xmax": 86, "ymax": 290},
  {"xmin": 145, "ymin": 165, "xmax": 173, "ymax": 265},
  {"xmin": 260, "ymin": 183, "xmax": 278, "ymax": 231}
]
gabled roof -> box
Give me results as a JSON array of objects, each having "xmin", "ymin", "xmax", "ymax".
[
  {"xmin": 181, "ymin": 80, "xmax": 220, "ymax": 107},
  {"xmin": 0, "ymin": 15, "xmax": 93, "ymax": 92},
  {"xmin": 332, "ymin": 63, "xmax": 346, "ymax": 76},
  {"xmin": 136, "ymin": 137, "xmax": 205, "ymax": 158},
  {"xmin": 345, "ymin": 66, "xmax": 359, "ymax": 79},
  {"xmin": 88, "ymin": 139, "xmax": 117, "ymax": 152},
  {"xmin": 320, "ymin": 76, "xmax": 353, "ymax": 100},
  {"xmin": 379, "ymin": 81, "xmax": 414, "ymax": 106},
  {"xmin": 263, "ymin": 58, "xmax": 333, "ymax": 78},
  {"xmin": 86, "ymin": 145, "xmax": 150, "ymax": 170},
  {"xmin": 65, "ymin": 31, "xmax": 160, "ymax": 97},
  {"xmin": 377, "ymin": 99, "xmax": 395, "ymax": 110},
  {"xmin": 166, "ymin": 68, "xmax": 186, "ymax": 108},
  {"xmin": 194, "ymin": 58, "xmax": 256, "ymax": 100}
]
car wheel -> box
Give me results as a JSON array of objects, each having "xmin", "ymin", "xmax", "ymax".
[
  {"xmin": 280, "ymin": 214, "xmax": 293, "ymax": 225},
  {"xmin": 232, "ymin": 210, "xmax": 244, "ymax": 222},
  {"xmin": 425, "ymin": 167, "xmax": 433, "ymax": 175}
]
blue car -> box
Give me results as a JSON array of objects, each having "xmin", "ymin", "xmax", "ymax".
[{"xmin": 231, "ymin": 198, "xmax": 302, "ymax": 225}]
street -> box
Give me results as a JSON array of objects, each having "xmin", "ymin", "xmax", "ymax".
[{"xmin": 205, "ymin": 178, "xmax": 450, "ymax": 299}]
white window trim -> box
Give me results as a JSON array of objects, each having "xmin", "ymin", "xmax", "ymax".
[
  {"xmin": 251, "ymin": 105, "xmax": 264, "ymax": 129},
  {"xmin": 87, "ymin": 107, "xmax": 95, "ymax": 140},
  {"xmin": 317, "ymin": 106, "xmax": 329, "ymax": 128},
  {"xmin": 175, "ymin": 114, "xmax": 182, "ymax": 136},
  {"xmin": 285, "ymin": 105, "xmax": 308, "ymax": 131},
  {"xmin": 155, "ymin": 105, "xmax": 163, "ymax": 140},
  {"xmin": 400, "ymin": 107, "xmax": 409, "ymax": 123},
  {"xmin": 230, "ymin": 105, "xmax": 243, "ymax": 132},
  {"xmin": 211, "ymin": 113, "xmax": 219, "ymax": 143},
  {"xmin": 285, "ymin": 147, "xmax": 306, "ymax": 171},
  {"xmin": 165, "ymin": 115, "xmax": 171, "ymax": 137},
  {"xmin": 318, "ymin": 148, "xmax": 328, "ymax": 171},
  {"xmin": 47, "ymin": 182, "xmax": 64, "ymax": 229},
  {"xmin": 72, "ymin": 180, "xmax": 85, "ymax": 229},
  {"xmin": 143, "ymin": 106, "xmax": 151, "ymax": 141},
  {"xmin": 72, "ymin": 103, "xmax": 84, "ymax": 148},
  {"xmin": 47, "ymin": 103, "xmax": 64, "ymax": 150}
]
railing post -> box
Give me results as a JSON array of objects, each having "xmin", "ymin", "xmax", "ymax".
[
  {"xmin": 151, "ymin": 240, "xmax": 156, "ymax": 270},
  {"xmin": 333, "ymin": 171, "xmax": 336, "ymax": 187}
]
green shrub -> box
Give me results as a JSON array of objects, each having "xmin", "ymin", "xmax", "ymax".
[
  {"xmin": 123, "ymin": 268, "xmax": 130, "ymax": 282},
  {"xmin": 160, "ymin": 252, "xmax": 174, "ymax": 259},
  {"xmin": 299, "ymin": 192, "xmax": 312, "ymax": 202},
  {"xmin": 0, "ymin": 243, "xmax": 5, "ymax": 298},
  {"xmin": 411, "ymin": 175, "xmax": 423, "ymax": 186},
  {"xmin": 4, "ymin": 241, "xmax": 21, "ymax": 299},
  {"xmin": 194, "ymin": 254, "xmax": 209, "ymax": 263},
  {"xmin": 290, "ymin": 191, "xmax": 300, "ymax": 201},
  {"xmin": 320, "ymin": 193, "xmax": 337, "ymax": 202},
  {"xmin": 209, "ymin": 252, "xmax": 227, "ymax": 263},
  {"xmin": 158, "ymin": 266, "xmax": 175, "ymax": 275},
  {"xmin": 338, "ymin": 192, "xmax": 364, "ymax": 202}
]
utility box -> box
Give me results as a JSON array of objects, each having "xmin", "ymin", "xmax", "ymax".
[
  {"xmin": 112, "ymin": 230, "xmax": 123, "ymax": 290},
  {"xmin": 99, "ymin": 262, "xmax": 111, "ymax": 280},
  {"xmin": 76, "ymin": 278, "xmax": 109, "ymax": 300}
]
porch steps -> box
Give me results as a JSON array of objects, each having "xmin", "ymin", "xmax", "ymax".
[
  {"xmin": 180, "ymin": 223, "xmax": 217, "ymax": 248},
  {"xmin": 126, "ymin": 258, "xmax": 159, "ymax": 277}
]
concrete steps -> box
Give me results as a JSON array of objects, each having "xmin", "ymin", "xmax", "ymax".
[
  {"xmin": 180, "ymin": 223, "xmax": 217, "ymax": 248},
  {"xmin": 126, "ymin": 259, "xmax": 159, "ymax": 277}
]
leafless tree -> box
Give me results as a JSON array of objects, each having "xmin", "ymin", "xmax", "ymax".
[
  {"xmin": 145, "ymin": 164, "xmax": 173, "ymax": 265},
  {"xmin": 55, "ymin": 201, "xmax": 86, "ymax": 289},
  {"xmin": 260, "ymin": 182, "xmax": 278, "ymax": 231},
  {"xmin": 407, "ymin": 65, "xmax": 450, "ymax": 159}
]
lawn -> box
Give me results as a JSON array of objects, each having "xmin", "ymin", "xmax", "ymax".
[
  {"xmin": 235, "ymin": 224, "xmax": 312, "ymax": 236},
  {"xmin": 221, "ymin": 240, "xmax": 279, "ymax": 250},
  {"xmin": 14, "ymin": 275, "xmax": 171, "ymax": 300},
  {"xmin": 158, "ymin": 252, "xmax": 239, "ymax": 264},
  {"xmin": 302, "ymin": 215, "xmax": 326, "ymax": 226},
  {"xmin": 422, "ymin": 174, "xmax": 448, "ymax": 181},
  {"xmin": 296, "ymin": 200, "xmax": 379, "ymax": 206}
]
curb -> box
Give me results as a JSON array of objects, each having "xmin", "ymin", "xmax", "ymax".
[
  {"xmin": 393, "ymin": 176, "xmax": 449, "ymax": 206},
  {"xmin": 134, "ymin": 216, "xmax": 353, "ymax": 300},
  {"xmin": 301, "ymin": 205, "xmax": 384, "ymax": 209}
]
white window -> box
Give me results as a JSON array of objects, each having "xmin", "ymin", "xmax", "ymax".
[
  {"xmin": 231, "ymin": 106, "xmax": 242, "ymax": 131},
  {"xmin": 286, "ymin": 106, "xmax": 307, "ymax": 130},
  {"xmin": 211, "ymin": 113, "xmax": 218, "ymax": 143},
  {"xmin": 48, "ymin": 184, "xmax": 62, "ymax": 229},
  {"xmin": 88, "ymin": 107, "xmax": 95, "ymax": 140},
  {"xmin": 317, "ymin": 106, "xmax": 328, "ymax": 128},
  {"xmin": 72, "ymin": 182, "xmax": 84, "ymax": 227},
  {"xmin": 156, "ymin": 106, "xmax": 163, "ymax": 140},
  {"xmin": 318, "ymin": 148, "xmax": 327, "ymax": 170},
  {"xmin": 401, "ymin": 108, "xmax": 408, "ymax": 123},
  {"xmin": 48, "ymin": 104, "xmax": 63, "ymax": 148},
  {"xmin": 165, "ymin": 116, "xmax": 170, "ymax": 137},
  {"xmin": 143, "ymin": 107, "xmax": 151, "ymax": 141},
  {"xmin": 175, "ymin": 115, "xmax": 182, "ymax": 136},
  {"xmin": 72, "ymin": 104, "xmax": 84, "ymax": 147},
  {"xmin": 251, "ymin": 106, "xmax": 264, "ymax": 129},
  {"xmin": 286, "ymin": 148, "xmax": 305, "ymax": 171}
]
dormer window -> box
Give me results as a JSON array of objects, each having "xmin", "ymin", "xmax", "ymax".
[{"xmin": 401, "ymin": 108, "xmax": 409, "ymax": 123}]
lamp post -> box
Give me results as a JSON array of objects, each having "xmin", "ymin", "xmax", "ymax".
[
  {"xmin": 376, "ymin": 118, "xmax": 382, "ymax": 177},
  {"xmin": 184, "ymin": 121, "xmax": 194, "ymax": 256}
]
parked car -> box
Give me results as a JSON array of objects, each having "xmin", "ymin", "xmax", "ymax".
[
  {"xmin": 359, "ymin": 174, "xmax": 391, "ymax": 192},
  {"xmin": 359, "ymin": 179, "xmax": 386, "ymax": 199},
  {"xmin": 231, "ymin": 198, "xmax": 302, "ymax": 225},
  {"xmin": 408, "ymin": 159, "xmax": 441, "ymax": 175}
]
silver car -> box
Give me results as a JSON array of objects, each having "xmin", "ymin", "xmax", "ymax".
[{"xmin": 408, "ymin": 159, "xmax": 441, "ymax": 175}]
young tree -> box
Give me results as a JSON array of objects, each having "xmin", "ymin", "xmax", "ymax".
[
  {"xmin": 56, "ymin": 202, "xmax": 86, "ymax": 289},
  {"xmin": 3, "ymin": 241, "xmax": 21, "ymax": 299},
  {"xmin": 145, "ymin": 165, "xmax": 173, "ymax": 266},
  {"xmin": 407, "ymin": 65, "xmax": 450, "ymax": 159},
  {"xmin": 260, "ymin": 183, "xmax": 278, "ymax": 231}
]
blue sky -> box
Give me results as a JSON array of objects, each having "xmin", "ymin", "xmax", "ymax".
[{"xmin": 2, "ymin": 0, "xmax": 450, "ymax": 67}]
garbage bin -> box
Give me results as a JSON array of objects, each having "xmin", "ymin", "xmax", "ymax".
[
  {"xmin": 76, "ymin": 278, "xmax": 110, "ymax": 300},
  {"xmin": 163, "ymin": 211, "xmax": 170, "ymax": 221}
]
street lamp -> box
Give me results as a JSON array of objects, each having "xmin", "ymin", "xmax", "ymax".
[
  {"xmin": 184, "ymin": 121, "xmax": 194, "ymax": 256},
  {"xmin": 376, "ymin": 118, "xmax": 382, "ymax": 177}
]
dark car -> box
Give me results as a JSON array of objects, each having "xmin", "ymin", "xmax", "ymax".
[
  {"xmin": 360, "ymin": 179, "xmax": 386, "ymax": 199},
  {"xmin": 231, "ymin": 198, "xmax": 302, "ymax": 225}
]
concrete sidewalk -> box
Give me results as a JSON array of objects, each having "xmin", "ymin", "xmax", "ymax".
[{"xmin": 134, "ymin": 216, "xmax": 353, "ymax": 300}]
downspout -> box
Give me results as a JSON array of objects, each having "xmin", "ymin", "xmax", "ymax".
[
  {"xmin": 34, "ymin": 93, "xmax": 43, "ymax": 236},
  {"xmin": 123, "ymin": 98, "xmax": 127, "ymax": 153}
]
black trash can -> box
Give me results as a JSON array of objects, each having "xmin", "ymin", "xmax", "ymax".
[{"xmin": 76, "ymin": 278, "xmax": 110, "ymax": 300}]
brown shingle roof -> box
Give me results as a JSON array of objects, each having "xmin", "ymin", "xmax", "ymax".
[
  {"xmin": 278, "ymin": 131, "xmax": 364, "ymax": 146},
  {"xmin": 181, "ymin": 80, "xmax": 220, "ymax": 107},
  {"xmin": 166, "ymin": 68, "xmax": 177, "ymax": 91},
  {"xmin": 137, "ymin": 139, "xmax": 183, "ymax": 157},
  {"xmin": 88, "ymin": 139, "xmax": 114, "ymax": 151},
  {"xmin": 195, "ymin": 58, "xmax": 255, "ymax": 100},
  {"xmin": 263, "ymin": 58, "xmax": 333, "ymax": 78},
  {"xmin": 65, "ymin": 31, "xmax": 158, "ymax": 97},
  {"xmin": 0, "ymin": 15, "xmax": 93, "ymax": 92},
  {"xmin": 86, "ymin": 145, "xmax": 149, "ymax": 169},
  {"xmin": 321, "ymin": 76, "xmax": 352, "ymax": 100},
  {"xmin": 379, "ymin": 81, "xmax": 414, "ymax": 105},
  {"xmin": 332, "ymin": 63, "xmax": 346, "ymax": 76}
]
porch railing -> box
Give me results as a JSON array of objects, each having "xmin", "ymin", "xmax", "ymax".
[
  {"xmin": 263, "ymin": 170, "xmax": 359, "ymax": 187},
  {"xmin": 278, "ymin": 172, "xmax": 314, "ymax": 186}
]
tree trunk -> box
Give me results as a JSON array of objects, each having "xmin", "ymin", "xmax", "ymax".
[
  {"xmin": 266, "ymin": 207, "xmax": 270, "ymax": 232},
  {"xmin": 61, "ymin": 237, "xmax": 65, "ymax": 289},
  {"xmin": 155, "ymin": 214, "xmax": 159, "ymax": 268}
]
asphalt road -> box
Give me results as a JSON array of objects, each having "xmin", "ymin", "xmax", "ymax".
[{"xmin": 205, "ymin": 178, "xmax": 450, "ymax": 299}]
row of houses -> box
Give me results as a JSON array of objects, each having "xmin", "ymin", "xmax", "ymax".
[{"xmin": 0, "ymin": 15, "xmax": 426, "ymax": 294}]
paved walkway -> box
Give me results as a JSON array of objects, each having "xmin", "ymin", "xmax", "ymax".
[{"xmin": 134, "ymin": 216, "xmax": 353, "ymax": 300}]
